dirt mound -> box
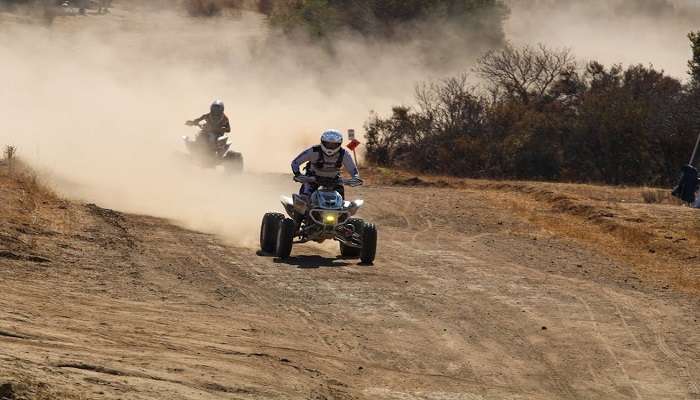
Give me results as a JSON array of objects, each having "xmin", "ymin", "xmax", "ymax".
[
  {"xmin": 366, "ymin": 166, "xmax": 700, "ymax": 293},
  {"xmin": 0, "ymin": 161, "xmax": 62, "ymax": 262},
  {"xmin": 391, "ymin": 176, "xmax": 452, "ymax": 188},
  {"xmin": 472, "ymin": 180, "xmax": 699, "ymax": 293}
]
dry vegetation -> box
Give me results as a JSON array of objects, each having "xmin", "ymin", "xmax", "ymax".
[
  {"xmin": 367, "ymin": 37, "xmax": 700, "ymax": 187},
  {"xmin": 182, "ymin": 0, "xmax": 245, "ymax": 16},
  {"xmin": 0, "ymin": 151, "xmax": 65, "ymax": 261},
  {"xmin": 365, "ymin": 166, "xmax": 700, "ymax": 293}
]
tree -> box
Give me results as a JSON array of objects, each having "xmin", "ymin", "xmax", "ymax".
[
  {"xmin": 265, "ymin": 0, "xmax": 508, "ymax": 42},
  {"xmin": 366, "ymin": 44, "xmax": 695, "ymax": 186},
  {"xmin": 689, "ymin": 31, "xmax": 700, "ymax": 88},
  {"xmin": 476, "ymin": 44, "xmax": 576, "ymax": 105},
  {"xmin": 366, "ymin": 76, "xmax": 487, "ymax": 174}
]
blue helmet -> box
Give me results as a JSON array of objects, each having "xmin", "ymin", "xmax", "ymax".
[{"xmin": 320, "ymin": 129, "xmax": 343, "ymax": 156}]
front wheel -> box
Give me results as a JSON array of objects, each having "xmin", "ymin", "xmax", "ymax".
[
  {"xmin": 340, "ymin": 242, "xmax": 361, "ymax": 258},
  {"xmin": 224, "ymin": 152, "xmax": 244, "ymax": 174},
  {"xmin": 260, "ymin": 213, "xmax": 284, "ymax": 254},
  {"xmin": 360, "ymin": 223, "xmax": 377, "ymax": 265},
  {"xmin": 339, "ymin": 218, "xmax": 363, "ymax": 258},
  {"xmin": 275, "ymin": 218, "xmax": 296, "ymax": 259}
]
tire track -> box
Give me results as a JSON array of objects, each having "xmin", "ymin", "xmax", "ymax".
[
  {"xmin": 576, "ymin": 295, "xmax": 643, "ymax": 400},
  {"xmin": 654, "ymin": 322, "xmax": 700, "ymax": 398}
]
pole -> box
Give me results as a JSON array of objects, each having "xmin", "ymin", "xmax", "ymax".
[
  {"xmin": 347, "ymin": 128, "xmax": 359, "ymax": 167},
  {"xmin": 690, "ymin": 132, "xmax": 700, "ymax": 166}
]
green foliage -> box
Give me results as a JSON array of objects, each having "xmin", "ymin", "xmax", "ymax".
[
  {"xmin": 265, "ymin": 0, "xmax": 508, "ymax": 42},
  {"xmin": 366, "ymin": 44, "xmax": 698, "ymax": 186}
]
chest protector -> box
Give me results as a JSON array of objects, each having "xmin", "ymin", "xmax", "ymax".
[{"xmin": 311, "ymin": 145, "xmax": 345, "ymax": 171}]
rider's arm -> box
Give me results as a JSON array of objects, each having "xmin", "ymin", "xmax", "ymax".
[
  {"xmin": 221, "ymin": 115, "xmax": 231, "ymax": 133},
  {"xmin": 291, "ymin": 147, "xmax": 315, "ymax": 176},
  {"xmin": 342, "ymin": 151, "xmax": 360, "ymax": 178},
  {"xmin": 192, "ymin": 114, "xmax": 207, "ymax": 124}
]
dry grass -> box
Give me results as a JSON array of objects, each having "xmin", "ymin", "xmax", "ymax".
[
  {"xmin": 0, "ymin": 154, "xmax": 63, "ymax": 252},
  {"xmin": 365, "ymin": 167, "xmax": 700, "ymax": 294},
  {"xmin": 0, "ymin": 158, "xmax": 56, "ymax": 202},
  {"xmin": 503, "ymin": 191, "xmax": 699, "ymax": 292},
  {"xmin": 489, "ymin": 187, "xmax": 699, "ymax": 293},
  {"xmin": 641, "ymin": 188, "xmax": 678, "ymax": 204},
  {"xmin": 365, "ymin": 167, "xmax": 684, "ymax": 206}
]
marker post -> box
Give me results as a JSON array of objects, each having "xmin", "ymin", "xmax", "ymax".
[{"xmin": 347, "ymin": 129, "xmax": 361, "ymax": 167}]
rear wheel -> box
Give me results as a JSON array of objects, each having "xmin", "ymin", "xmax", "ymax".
[
  {"xmin": 339, "ymin": 218, "xmax": 363, "ymax": 258},
  {"xmin": 360, "ymin": 223, "xmax": 377, "ymax": 264},
  {"xmin": 275, "ymin": 218, "xmax": 296, "ymax": 259},
  {"xmin": 260, "ymin": 213, "xmax": 284, "ymax": 254}
]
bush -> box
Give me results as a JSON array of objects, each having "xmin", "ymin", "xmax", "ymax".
[
  {"xmin": 366, "ymin": 75, "xmax": 490, "ymax": 176},
  {"xmin": 366, "ymin": 41, "xmax": 700, "ymax": 186},
  {"xmin": 183, "ymin": 0, "xmax": 244, "ymax": 16},
  {"xmin": 184, "ymin": 0, "xmax": 221, "ymax": 16},
  {"xmin": 263, "ymin": 0, "xmax": 508, "ymax": 49}
]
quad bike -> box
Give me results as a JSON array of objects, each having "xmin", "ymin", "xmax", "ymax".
[
  {"xmin": 182, "ymin": 122, "xmax": 243, "ymax": 174},
  {"xmin": 260, "ymin": 175, "xmax": 377, "ymax": 264}
]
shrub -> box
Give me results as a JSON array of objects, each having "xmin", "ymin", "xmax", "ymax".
[
  {"xmin": 366, "ymin": 42, "xmax": 700, "ymax": 187},
  {"xmin": 263, "ymin": 0, "xmax": 508, "ymax": 48}
]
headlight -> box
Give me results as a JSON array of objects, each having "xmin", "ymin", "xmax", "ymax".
[{"xmin": 323, "ymin": 212, "xmax": 338, "ymax": 224}]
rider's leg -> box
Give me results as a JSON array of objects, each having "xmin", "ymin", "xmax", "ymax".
[
  {"xmin": 299, "ymin": 182, "xmax": 318, "ymax": 197},
  {"xmin": 335, "ymin": 184, "xmax": 345, "ymax": 199},
  {"xmin": 295, "ymin": 183, "xmax": 317, "ymax": 225}
]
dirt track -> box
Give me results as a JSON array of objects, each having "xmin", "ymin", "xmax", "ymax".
[
  {"xmin": 1, "ymin": 168, "xmax": 699, "ymax": 400},
  {"xmin": 2, "ymin": 3, "xmax": 699, "ymax": 398}
]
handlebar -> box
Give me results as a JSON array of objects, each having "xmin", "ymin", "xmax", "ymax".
[
  {"xmin": 294, "ymin": 175, "xmax": 363, "ymax": 187},
  {"xmin": 293, "ymin": 175, "xmax": 315, "ymax": 184}
]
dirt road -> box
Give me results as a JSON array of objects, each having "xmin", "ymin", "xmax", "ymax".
[{"xmin": 1, "ymin": 167, "xmax": 698, "ymax": 400}]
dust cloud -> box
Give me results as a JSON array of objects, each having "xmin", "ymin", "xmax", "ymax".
[
  {"xmin": 0, "ymin": 5, "xmax": 472, "ymax": 245},
  {"xmin": 2, "ymin": 1, "xmax": 697, "ymax": 245},
  {"xmin": 505, "ymin": 0, "xmax": 700, "ymax": 80}
]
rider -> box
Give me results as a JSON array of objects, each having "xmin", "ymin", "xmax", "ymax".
[
  {"xmin": 291, "ymin": 129, "xmax": 360, "ymax": 199},
  {"xmin": 185, "ymin": 100, "xmax": 231, "ymax": 140}
]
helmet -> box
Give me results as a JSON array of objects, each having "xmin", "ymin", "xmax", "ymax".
[
  {"xmin": 320, "ymin": 129, "xmax": 343, "ymax": 156},
  {"xmin": 210, "ymin": 100, "xmax": 224, "ymax": 115}
]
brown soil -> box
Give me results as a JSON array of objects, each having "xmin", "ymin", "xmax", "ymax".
[
  {"xmin": 1, "ymin": 164, "xmax": 699, "ymax": 399},
  {"xmin": 369, "ymin": 167, "xmax": 700, "ymax": 293}
]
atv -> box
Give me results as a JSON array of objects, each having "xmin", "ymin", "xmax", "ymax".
[
  {"xmin": 182, "ymin": 122, "xmax": 244, "ymax": 174},
  {"xmin": 260, "ymin": 175, "xmax": 377, "ymax": 264}
]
